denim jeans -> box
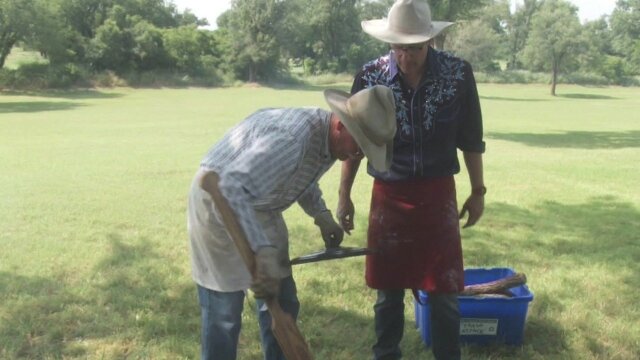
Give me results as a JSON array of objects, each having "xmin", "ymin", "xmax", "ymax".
[
  {"xmin": 197, "ymin": 276, "xmax": 299, "ymax": 360},
  {"xmin": 372, "ymin": 289, "xmax": 460, "ymax": 360}
]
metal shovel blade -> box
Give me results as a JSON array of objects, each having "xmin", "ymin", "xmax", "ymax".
[{"xmin": 290, "ymin": 246, "xmax": 376, "ymax": 265}]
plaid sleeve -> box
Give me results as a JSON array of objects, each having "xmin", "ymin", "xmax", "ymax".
[
  {"xmin": 218, "ymin": 134, "xmax": 301, "ymax": 251},
  {"xmin": 296, "ymin": 181, "xmax": 328, "ymax": 218}
]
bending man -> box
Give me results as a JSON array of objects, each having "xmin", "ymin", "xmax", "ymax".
[{"xmin": 188, "ymin": 85, "xmax": 396, "ymax": 360}]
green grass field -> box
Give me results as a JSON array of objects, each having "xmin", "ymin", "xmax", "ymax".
[{"xmin": 1, "ymin": 83, "xmax": 639, "ymax": 359}]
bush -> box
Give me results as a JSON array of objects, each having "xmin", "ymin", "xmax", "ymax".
[
  {"xmin": 298, "ymin": 72, "xmax": 353, "ymax": 86},
  {"xmin": 119, "ymin": 68, "xmax": 227, "ymax": 87},
  {"xmin": 303, "ymin": 58, "xmax": 317, "ymax": 76},
  {"xmin": 474, "ymin": 70, "xmax": 549, "ymax": 84},
  {"xmin": 561, "ymin": 72, "xmax": 611, "ymax": 86},
  {"xmin": 92, "ymin": 71, "xmax": 128, "ymax": 87},
  {"xmin": 0, "ymin": 69, "xmax": 17, "ymax": 89},
  {"xmin": 0, "ymin": 63, "xmax": 91, "ymax": 89}
]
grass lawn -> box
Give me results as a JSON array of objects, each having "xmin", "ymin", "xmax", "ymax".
[{"xmin": 1, "ymin": 83, "xmax": 639, "ymax": 359}]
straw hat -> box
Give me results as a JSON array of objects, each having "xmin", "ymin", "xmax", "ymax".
[
  {"xmin": 361, "ymin": 0, "xmax": 454, "ymax": 44},
  {"xmin": 323, "ymin": 86, "xmax": 396, "ymax": 172}
]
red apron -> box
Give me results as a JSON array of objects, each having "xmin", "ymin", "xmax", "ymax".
[{"xmin": 366, "ymin": 176, "xmax": 464, "ymax": 294}]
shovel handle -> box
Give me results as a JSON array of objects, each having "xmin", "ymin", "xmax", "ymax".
[{"xmin": 198, "ymin": 170, "xmax": 314, "ymax": 360}]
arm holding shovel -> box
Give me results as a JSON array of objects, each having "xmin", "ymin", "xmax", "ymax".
[
  {"xmin": 199, "ymin": 171, "xmax": 313, "ymax": 360},
  {"xmin": 296, "ymin": 181, "xmax": 344, "ymax": 249}
]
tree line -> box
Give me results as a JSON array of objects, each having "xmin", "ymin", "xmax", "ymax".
[{"xmin": 1, "ymin": 0, "xmax": 638, "ymax": 91}]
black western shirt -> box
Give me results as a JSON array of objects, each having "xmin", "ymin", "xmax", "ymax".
[{"xmin": 352, "ymin": 47, "xmax": 486, "ymax": 181}]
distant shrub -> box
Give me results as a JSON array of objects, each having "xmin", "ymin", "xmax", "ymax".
[
  {"xmin": 92, "ymin": 71, "xmax": 128, "ymax": 87},
  {"xmin": 303, "ymin": 58, "xmax": 317, "ymax": 76},
  {"xmin": 0, "ymin": 63, "xmax": 90, "ymax": 89},
  {"xmin": 474, "ymin": 70, "xmax": 548, "ymax": 84},
  {"xmin": 300, "ymin": 73, "xmax": 353, "ymax": 86},
  {"xmin": 119, "ymin": 68, "xmax": 226, "ymax": 87},
  {"xmin": 561, "ymin": 72, "xmax": 611, "ymax": 86}
]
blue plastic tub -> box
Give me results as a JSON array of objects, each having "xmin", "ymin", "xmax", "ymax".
[{"xmin": 415, "ymin": 268, "xmax": 533, "ymax": 347}]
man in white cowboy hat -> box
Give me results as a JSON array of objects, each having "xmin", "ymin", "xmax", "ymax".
[
  {"xmin": 337, "ymin": 1, "xmax": 486, "ymax": 359},
  {"xmin": 187, "ymin": 85, "xmax": 396, "ymax": 360}
]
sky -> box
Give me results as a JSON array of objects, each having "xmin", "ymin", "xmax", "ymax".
[{"xmin": 170, "ymin": 0, "xmax": 618, "ymax": 30}]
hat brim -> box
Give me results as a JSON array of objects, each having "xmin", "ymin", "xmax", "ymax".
[
  {"xmin": 362, "ymin": 19, "xmax": 454, "ymax": 44},
  {"xmin": 324, "ymin": 89, "xmax": 392, "ymax": 172}
]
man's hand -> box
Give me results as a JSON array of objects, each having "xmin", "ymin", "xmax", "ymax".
[
  {"xmin": 336, "ymin": 197, "xmax": 355, "ymax": 235},
  {"xmin": 314, "ymin": 210, "xmax": 344, "ymax": 248},
  {"xmin": 459, "ymin": 193, "xmax": 485, "ymax": 228},
  {"xmin": 251, "ymin": 247, "xmax": 280, "ymax": 299}
]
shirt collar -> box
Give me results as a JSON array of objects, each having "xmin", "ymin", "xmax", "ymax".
[{"xmin": 387, "ymin": 47, "xmax": 434, "ymax": 83}]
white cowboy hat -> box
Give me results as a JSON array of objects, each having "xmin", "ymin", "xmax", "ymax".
[
  {"xmin": 361, "ymin": 0, "xmax": 454, "ymax": 44},
  {"xmin": 323, "ymin": 85, "xmax": 396, "ymax": 172}
]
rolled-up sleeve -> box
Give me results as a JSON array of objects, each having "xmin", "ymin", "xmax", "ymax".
[{"xmin": 456, "ymin": 62, "xmax": 485, "ymax": 153}]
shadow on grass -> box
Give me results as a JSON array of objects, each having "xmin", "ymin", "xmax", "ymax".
[
  {"xmin": 1, "ymin": 89, "xmax": 124, "ymax": 100},
  {"xmin": 488, "ymin": 130, "xmax": 640, "ymax": 149},
  {"xmin": 2, "ymin": 195, "xmax": 637, "ymax": 358},
  {"xmin": 463, "ymin": 195, "xmax": 639, "ymax": 358},
  {"xmin": 0, "ymin": 234, "xmax": 198, "ymax": 359},
  {"xmin": 557, "ymin": 93, "xmax": 618, "ymax": 100},
  {"xmin": 0, "ymin": 101, "xmax": 83, "ymax": 114},
  {"xmin": 480, "ymin": 95, "xmax": 549, "ymax": 102},
  {"xmin": 469, "ymin": 196, "xmax": 639, "ymax": 282}
]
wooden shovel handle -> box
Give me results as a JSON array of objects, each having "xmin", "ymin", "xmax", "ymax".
[{"xmin": 198, "ymin": 170, "xmax": 313, "ymax": 360}]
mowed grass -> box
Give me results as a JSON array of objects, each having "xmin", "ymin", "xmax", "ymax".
[{"xmin": 1, "ymin": 83, "xmax": 639, "ymax": 359}]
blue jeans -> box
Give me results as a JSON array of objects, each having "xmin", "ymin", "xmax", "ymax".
[
  {"xmin": 197, "ymin": 276, "xmax": 299, "ymax": 360},
  {"xmin": 373, "ymin": 289, "xmax": 460, "ymax": 360}
]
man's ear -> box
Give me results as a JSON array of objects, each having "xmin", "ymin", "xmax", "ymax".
[{"xmin": 336, "ymin": 121, "xmax": 346, "ymax": 131}]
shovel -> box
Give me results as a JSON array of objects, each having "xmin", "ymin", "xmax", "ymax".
[{"xmin": 199, "ymin": 171, "xmax": 313, "ymax": 360}]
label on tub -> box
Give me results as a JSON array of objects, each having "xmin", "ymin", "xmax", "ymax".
[{"xmin": 460, "ymin": 318, "xmax": 499, "ymax": 335}]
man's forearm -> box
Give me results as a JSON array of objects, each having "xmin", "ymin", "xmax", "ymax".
[
  {"xmin": 463, "ymin": 152, "xmax": 484, "ymax": 190},
  {"xmin": 339, "ymin": 158, "xmax": 361, "ymax": 198}
]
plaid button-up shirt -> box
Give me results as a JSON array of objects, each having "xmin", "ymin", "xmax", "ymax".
[{"xmin": 200, "ymin": 107, "xmax": 335, "ymax": 250}]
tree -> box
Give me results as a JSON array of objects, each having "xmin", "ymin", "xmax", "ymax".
[
  {"xmin": 448, "ymin": 19, "xmax": 502, "ymax": 72},
  {"xmin": 577, "ymin": 18, "xmax": 615, "ymax": 79},
  {"xmin": 348, "ymin": 0, "xmax": 395, "ymax": 72},
  {"xmin": 131, "ymin": 19, "xmax": 171, "ymax": 71},
  {"xmin": 505, "ymin": 0, "xmax": 543, "ymax": 69},
  {"xmin": 277, "ymin": 0, "xmax": 315, "ymax": 66},
  {"xmin": 521, "ymin": 0, "xmax": 583, "ymax": 95},
  {"xmin": 0, "ymin": 0, "xmax": 41, "ymax": 68},
  {"xmin": 428, "ymin": 0, "xmax": 489, "ymax": 49},
  {"xmin": 307, "ymin": 0, "xmax": 360, "ymax": 72},
  {"xmin": 610, "ymin": 0, "xmax": 640, "ymax": 74},
  {"xmin": 87, "ymin": 18, "xmax": 133, "ymax": 72},
  {"xmin": 163, "ymin": 25, "xmax": 206, "ymax": 74},
  {"xmin": 219, "ymin": 0, "xmax": 286, "ymax": 82}
]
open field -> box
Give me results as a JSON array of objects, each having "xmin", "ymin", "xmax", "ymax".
[{"xmin": 1, "ymin": 84, "xmax": 639, "ymax": 359}]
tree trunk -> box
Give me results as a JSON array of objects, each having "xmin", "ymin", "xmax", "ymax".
[
  {"xmin": 551, "ymin": 62, "xmax": 558, "ymax": 96},
  {"xmin": 0, "ymin": 33, "xmax": 17, "ymax": 70},
  {"xmin": 248, "ymin": 62, "xmax": 256, "ymax": 83}
]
